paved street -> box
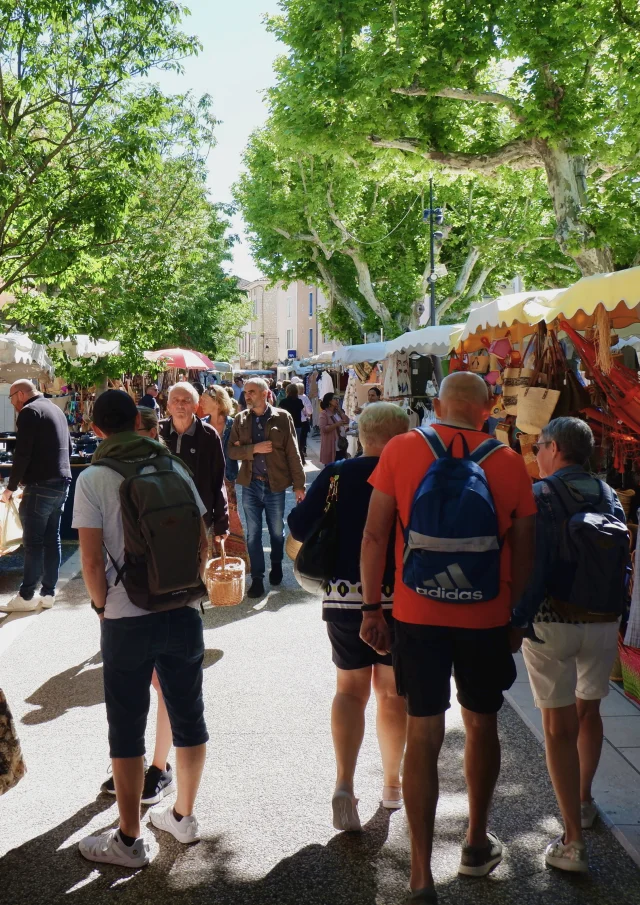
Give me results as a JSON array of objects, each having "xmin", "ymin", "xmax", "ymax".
[{"xmin": 1, "ymin": 453, "xmax": 639, "ymax": 905}]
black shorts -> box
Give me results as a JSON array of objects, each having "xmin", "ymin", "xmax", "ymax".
[
  {"xmin": 326, "ymin": 619, "xmax": 394, "ymax": 670},
  {"xmin": 101, "ymin": 607, "xmax": 209, "ymax": 758},
  {"xmin": 393, "ymin": 622, "xmax": 516, "ymax": 717}
]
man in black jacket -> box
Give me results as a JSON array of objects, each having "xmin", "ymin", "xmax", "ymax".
[
  {"xmin": 159, "ymin": 383, "xmax": 229, "ymax": 539},
  {"xmin": 0, "ymin": 380, "xmax": 72, "ymax": 612}
]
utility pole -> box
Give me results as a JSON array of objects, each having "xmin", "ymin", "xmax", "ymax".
[{"xmin": 423, "ymin": 177, "xmax": 444, "ymax": 326}]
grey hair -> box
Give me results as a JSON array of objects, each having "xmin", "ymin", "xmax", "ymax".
[
  {"xmin": 167, "ymin": 382, "xmax": 200, "ymax": 405},
  {"xmin": 244, "ymin": 377, "xmax": 269, "ymax": 393},
  {"xmin": 359, "ymin": 402, "xmax": 410, "ymax": 447},
  {"xmin": 540, "ymin": 417, "xmax": 594, "ymax": 465}
]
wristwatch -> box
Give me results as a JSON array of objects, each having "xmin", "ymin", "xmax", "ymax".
[{"xmin": 91, "ymin": 600, "xmax": 106, "ymax": 616}]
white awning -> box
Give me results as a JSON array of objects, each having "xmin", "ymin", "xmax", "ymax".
[
  {"xmin": 0, "ymin": 332, "xmax": 54, "ymax": 380},
  {"xmin": 385, "ymin": 324, "xmax": 464, "ymax": 357},
  {"xmin": 51, "ymin": 335, "xmax": 121, "ymax": 359},
  {"xmin": 333, "ymin": 342, "xmax": 388, "ymax": 365}
]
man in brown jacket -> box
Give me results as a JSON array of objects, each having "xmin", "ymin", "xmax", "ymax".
[{"xmin": 229, "ymin": 378, "xmax": 305, "ymax": 598}]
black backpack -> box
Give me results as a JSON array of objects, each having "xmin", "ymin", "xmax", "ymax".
[
  {"xmin": 94, "ymin": 455, "xmax": 206, "ymax": 611},
  {"xmin": 545, "ymin": 476, "xmax": 630, "ymax": 619},
  {"xmin": 295, "ymin": 464, "xmax": 342, "ymax": 591}
]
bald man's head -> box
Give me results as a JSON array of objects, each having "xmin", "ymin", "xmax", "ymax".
[
  {"xmin": 435, "ymin": 371, "xmax": 491, "ymax": 430},
  {"xmin": 9, "ymin": 379, "xmax": 39, "ymax": 413}
]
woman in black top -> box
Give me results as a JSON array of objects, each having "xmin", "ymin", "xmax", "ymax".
[
  {"xmin": 278, "ymin": 382, "xmax": 305, "ymax": 456},
  {"xmin": 288, "ymin": 402, "xmax": 409, "ymax": 832}
]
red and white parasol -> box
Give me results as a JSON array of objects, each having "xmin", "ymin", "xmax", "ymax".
[{"xmin": 144, "ymin": 348, "xmax": 216, "ymax": 370}]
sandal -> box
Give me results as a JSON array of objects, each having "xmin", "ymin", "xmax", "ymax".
[{"xmin": 406, "ymin": 887, "xmax": 438, "ymax": 904}]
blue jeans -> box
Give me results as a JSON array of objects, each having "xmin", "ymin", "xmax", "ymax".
[
  {"xmin": 241, "ymin": 480, "xmax": 285, "ymax": 579},
  {"xmin": 19, "ymin": 479, "xmax": 70, "ymax": 598}
]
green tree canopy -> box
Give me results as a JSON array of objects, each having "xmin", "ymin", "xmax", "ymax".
[
  {"xmin": 267, "ymin": 0, "xmax": 640, "ymax": 276},
  {"xmin": 0, "ymin": 0, "xmax": 199, "ymax": 291},
  {"xmin": 235, "ymin": 126, "xmax": 578, "ymax": 337}
]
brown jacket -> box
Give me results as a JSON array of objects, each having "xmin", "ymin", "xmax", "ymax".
[{"xmin": 228, "ymin": 406, "xmax": 305, "ymax": 493}]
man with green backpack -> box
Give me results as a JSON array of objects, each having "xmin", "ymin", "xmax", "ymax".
[{"xmin": 72, "ymin": 390, "xmax": 211, "ymax": 868}]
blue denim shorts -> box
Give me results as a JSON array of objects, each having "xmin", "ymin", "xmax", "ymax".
[{"xmin": 101, "ymin": 607, "xmax": 209, "ymax": 758}]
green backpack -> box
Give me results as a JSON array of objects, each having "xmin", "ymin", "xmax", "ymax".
[{"xmin": 94, "ymin": 455, "xmax": 206, "ymax": 611}]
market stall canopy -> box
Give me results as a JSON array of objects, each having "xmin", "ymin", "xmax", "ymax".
[
  {"xmin": 459, "ymin": 289, "xmax": 566, "ymax": 350},
  {"xmin": 0, "ymin": 332, "xmax": 54, "ymax": 380},
  {"xmin": 144, "ymin": 348, "xmax": 216, "ymax": 370},
  {"xmin": 210, "ymin": 361, "xmax": 231, "ymax": 372},
  {"xmin": 542, "ymin": 267, "xmax": 640, "ymax": 330},
  {"xmin": 386, "ymin": 324, "xmax": 464, "ymax": 357},
  {"xmin": 333, "ymin": 342, "xmax": 388, "ymax": 365},
  {"xmin": 308, "ymin": 351, "xmax": 334, "ymax": 364},
  {"xmin": 51, "ymin": 335, "xmax": 121, "ymax": 359}
]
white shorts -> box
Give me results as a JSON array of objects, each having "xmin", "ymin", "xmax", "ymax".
[{"xmin": 522, "ymin": 621, "xmax": 620, "ymax": 709}]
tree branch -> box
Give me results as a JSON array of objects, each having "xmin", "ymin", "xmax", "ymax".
[
  {"xmin": 368, "ymin": 136, "xmax": 541, "ymax": 174},
  {"xmin": 311, "ymin": 248, "xmax": 364, "ymax": 327},
  {"xmin": 392, "ymin": 84, "xmax": 524, "ymax": 122}
]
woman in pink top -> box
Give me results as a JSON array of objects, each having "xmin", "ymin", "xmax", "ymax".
[{"xmin": 319, "ymin": 392, "xmax": 349, "ymax": 466}]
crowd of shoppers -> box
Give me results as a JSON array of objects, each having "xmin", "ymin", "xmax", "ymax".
[{"xmin": 2, "ymin": 369, "xmax": 629, "ymax": 901}]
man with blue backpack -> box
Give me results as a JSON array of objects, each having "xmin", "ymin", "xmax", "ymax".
[
  {"xmin": 512, "ymin": 417, "xmax": 629, "ymax": 875},
  {"xmin": 360, "ymin": 371, "xmax": 537, "ymax": 905}
]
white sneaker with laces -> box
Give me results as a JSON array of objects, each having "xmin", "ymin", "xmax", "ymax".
[
  {"xmin": 545, "ymin": 835, "xmax": 589, "ymax": 872},
  {"xmin": 581, "ymin": 800, "xmax": 598, "ymax": 829},
  {"xmin": 149, "ymin": 806, "xmax": 200, "ymax": 843},
  {"xmin": 0, "ymin": 595, "xmax": 38, "ymax": 613},
  {"xmin": 79, "ymin": 828, "xmax": 150, "ymax": 868},
  {"xmin": 39, "ymin": 592, "xmax": 56, "ymax": 609}
]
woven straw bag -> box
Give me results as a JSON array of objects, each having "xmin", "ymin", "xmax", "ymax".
[
  {"xmin": 616, "ymin": 488, "xmax": 635, "ymax": 520},
  {"xmin": 285, "ymin": 533, "xmax": 302, "ymax": 561},
  {"xmin": 0, "ymin": 689, "xmax": 26, "ymax": 796},
  {"xmin": 519, "ymin": 433, "xmax": 541, "ymax": 479},
  {"xmin": 502, "ymin": 368, "xmax": 534, "ymax": 416},
  {"xmin": 516, "ymin": 386, "xmax": 561, "ymax": 435},
  {"xmin": 205, "ymin": 539, "xmax": 245, "ymax": 607}
]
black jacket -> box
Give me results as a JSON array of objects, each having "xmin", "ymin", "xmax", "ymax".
[
  {"xmin": 159, "ymin": 417, "xmax": 229, "ymax": 535},
  {"xmin": 8, "ymin": 395, "xmax": 72, "ymax": 491}
]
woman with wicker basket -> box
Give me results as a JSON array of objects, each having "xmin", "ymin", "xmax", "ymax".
[
  {"xmin": 288, "ymin": 402, "xmax": 410, "ymax": 833},
  {"xmin": 200, "ymin": 387, "xmax": 250, "ymax": 568}
]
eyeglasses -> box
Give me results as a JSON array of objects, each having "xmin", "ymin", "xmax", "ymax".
[
  {"xmin": 532, "ymin": 440, "xmax": 553, "ymax": 456},
  {"xmin": 8, "ymin": 391, "xmax": 20, "ymax": 400}
]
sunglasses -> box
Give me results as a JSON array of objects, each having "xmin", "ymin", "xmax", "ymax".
[{"xmin": 532, "ymin": 440, "xmax": 553, "ymax": 456}]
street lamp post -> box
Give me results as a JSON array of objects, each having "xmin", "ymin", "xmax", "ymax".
[{"xmin": 423, "ymin": 177, "xmax": 444, "ymax": 326}]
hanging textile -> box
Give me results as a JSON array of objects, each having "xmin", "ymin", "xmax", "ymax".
[
  {"xmin": 308, "ymin": 371, "xmax": 319, "ymax": 399},
  {"xmin": 626, "ymin": 526, "xmax": 640, "ymax": 649},
  {"xmin": 318, "ymin": 370, "xmax": 335, "ymax": 397},
  {"xmin": 383, "ymin": 352, "xmax": 410, "ymax": 397},
  {"xmin": 343, "ymin": 374, "xmax": 358, "ymax": 420}
]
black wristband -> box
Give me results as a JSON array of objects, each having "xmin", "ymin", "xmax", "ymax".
[
  {"xmin": 361, "ymin": 602, "xmax": 382, "ymax": 612},
  {"xmin": 91, "ymin": 600, "xmax": 106, "ymax": 615}
]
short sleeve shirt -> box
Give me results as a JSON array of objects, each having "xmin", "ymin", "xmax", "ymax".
[
  {"xmin": 369, "ymin": 425, "xmax": 537, "ymax": 629},
  {"xmin": 72, "ymin": 460, "xmax": 206, "ymax": 620}
]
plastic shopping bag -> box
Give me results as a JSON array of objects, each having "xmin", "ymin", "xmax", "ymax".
[{"xmin": 0, "ymin": 499, "xmax": 23, "ymax": 556}]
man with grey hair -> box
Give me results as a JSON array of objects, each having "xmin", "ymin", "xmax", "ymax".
[
  {"xmin": 0, "ymin": 379, "xmax": 71, "ymax": 612},
  {"xmin": 159, "ymin": 383, "xmax": 228, "ymax": 539},
  {"xmin": 512, "ymin": 416, "xmax": 628, "ymax": 874},
  {"xmin": 229, "ymin": 377, "xmax": 305, "ymax": 598}
]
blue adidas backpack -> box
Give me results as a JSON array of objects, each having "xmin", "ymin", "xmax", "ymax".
[{"xmin": 402, "ymin": 427, "xmax": 503, "ymax": 603}]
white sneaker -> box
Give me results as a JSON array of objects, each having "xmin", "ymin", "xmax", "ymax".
[
  {"xmin": 79, "ymin": 828, "xmax": 150, "ymax": 868},
  {"xmin": 149, "ymin": 806, "xmax": 200, "ymax": 843},
  {"xmin": 581, "ymin": 800, "xmax": 598, "ymax": 829},
  {"xmin": 545, "ymin": 836, "xmax": 589, "ymax": 872},
  {"xmin": 39, "ymin": 592, "xmax": 56, "ymax": 609},
  {"xmin": 0, "ymin": 594, "xmax": 38, "ymax": 613}
]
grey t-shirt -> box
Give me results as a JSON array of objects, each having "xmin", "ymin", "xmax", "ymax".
[{"xmin": 72, "ymin": 461, "xmax": 206, "ymax": 619}]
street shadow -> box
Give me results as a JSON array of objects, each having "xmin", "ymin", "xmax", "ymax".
[
  {"xmin": 1, "ymin": 803, "xmax": 391, "ymax": 905},
  {"xmin": 22, "ymin": 649, "xmax": 224, "ymax": 725}
]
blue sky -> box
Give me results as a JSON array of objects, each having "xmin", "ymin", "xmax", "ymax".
[{"xmin": 150, "ymin": 1, "xmax": 282, "ymax": 280}]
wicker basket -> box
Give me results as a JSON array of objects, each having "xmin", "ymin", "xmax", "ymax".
[
  {"xmin": 616, "ymin": 488, "xmax": 635, "ymax": 519},
  {"xmin": 285, "ymin": 533, "xmax": 303, "ymax": 561},
  {"xmin": 205, "ymin": 540, "xmax": 245, "ymax": 607}
]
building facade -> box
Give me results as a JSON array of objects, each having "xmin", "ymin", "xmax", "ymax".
[{"xmin": 234, "ymin": 279, "xmax": 339, "ymax": 369}]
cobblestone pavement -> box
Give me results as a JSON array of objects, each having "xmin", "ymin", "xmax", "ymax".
[{"xmin": 1, "ymin": 451, "xmax": 639, "ymax": 904}]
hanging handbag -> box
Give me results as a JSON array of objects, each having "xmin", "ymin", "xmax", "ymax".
[
  {"xmin": 469, "ymin": 350, "xmax": 490, "ymax": 374},
  {"xmin": 295, "ymin": 465, "xmax": 342, "ymax": 591},
  {"xmin": 448, "ymin": 351, "xmax": 469, "ymax": 372},
  {"xmin": 0, "ymin": 689, "xmax": 26, "ymax": 795},
  {"xmin": 481, "ymin": 333, "xmax": 513, "ymax": 363},
  {"xmin": 549, "ymin": 333, "xmax": 591, "ymax": 418}
]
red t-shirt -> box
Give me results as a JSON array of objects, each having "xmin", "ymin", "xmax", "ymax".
[{"xmin": 369, "ymin": 425, "xmax": 537, "ymax": 629}]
